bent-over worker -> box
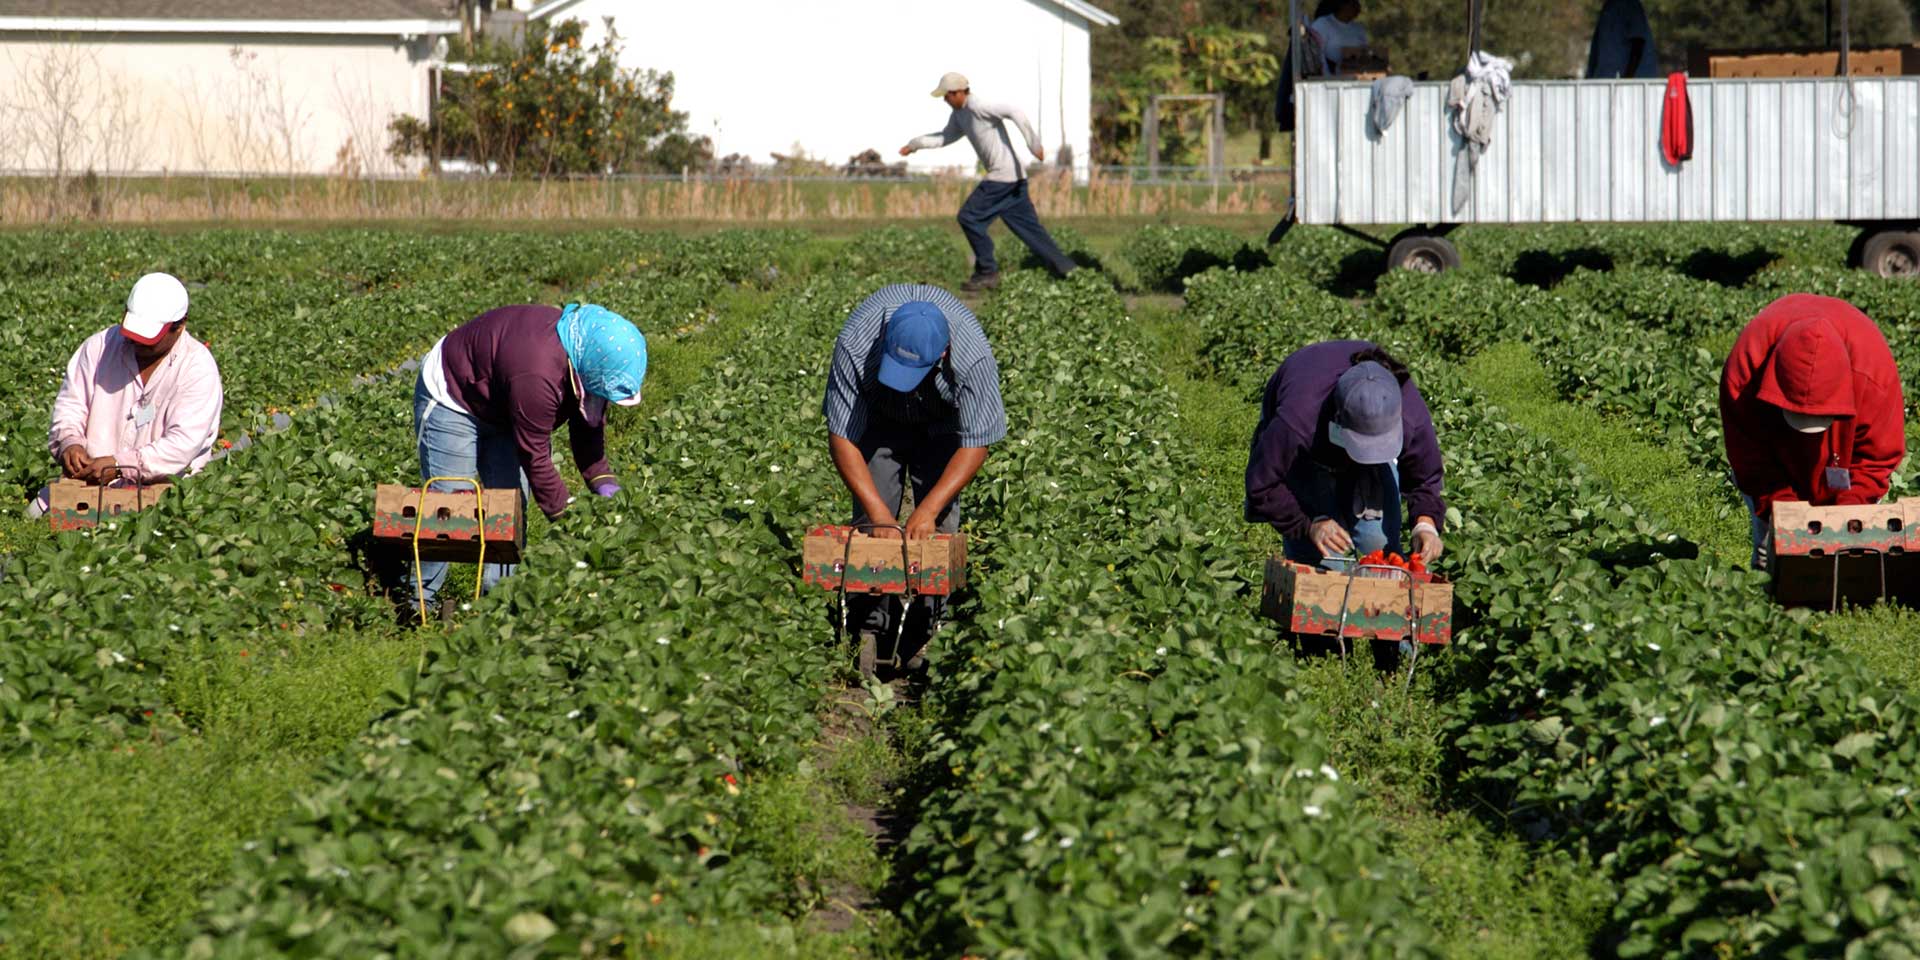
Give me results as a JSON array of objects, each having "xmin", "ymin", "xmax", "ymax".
[
  {"xmin": 1245, "ymin": 340, "xmax": 1445, "ymax": 568},
  {"xmin": 1720, "ymin": 293, "xmax": 1904, "ymax": 570},
  {"xmin": 408, "ymin": 302, "xmax": 646, "ymax": 609},
  {"xmin": 824, "ymin": 283, "xmax": 1006, "ymax": 663},
  {"xmin": 35, "ymin": 272, "xmax": 225, "ymax": 516}
]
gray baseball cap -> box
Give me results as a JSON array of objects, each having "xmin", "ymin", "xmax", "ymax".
[{"xmin": 1328, "ymin": 361, "xmax": 1403, "ymax": 464}]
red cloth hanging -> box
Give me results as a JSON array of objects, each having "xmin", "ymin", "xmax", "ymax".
[{"xmin": 1661, "ymin": 72, "xmax": 1693, "ymax": 166}]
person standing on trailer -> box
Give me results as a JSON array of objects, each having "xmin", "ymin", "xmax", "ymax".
[
  {"xmin": 823, "ymin": 284, "xmax": 1006, "ymax": 664},
  {"xmin": 899, "ymin": 72, "xmax": 1077, "ymax": 292},
  {"xmin": 406, "ymin": 302, "xmax": 646, "ymax": 613},
  {"xmin": 1244, "ymin": 340, "xmax": 1446, "ymax": 568},
  {"xmin": 1308, "ymin": 0, "xmax": 1383, "ymax": 75},
  {"xmin": 35, "ymin": 272, "xmax": 225, "ymax": 516},
  {"xmin": 1585, "ymin": 0, "xmax": 1661, "ymax": 80},
  {"xmin": 1720, "ymin": 294, "xmax": 1904, "ymax": 571}
]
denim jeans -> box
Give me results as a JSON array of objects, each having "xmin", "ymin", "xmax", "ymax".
[
  {"xmin": 956, "ymin": 179, "xmax": 1076, "ymax": 276},
  {"xmin": 1744, "ymin": 495, "xmax": 1771, "ymax": 571},
  {"xmin": 1283, "ymin": 459, "xmax": 1410, "ymax": 668},
  {"xmin": 847, "ymin": 420, "xmax": 961, "ymax": 657},
  {"xmin": 1282, "ymin": 460, "xmax": 1403, "ymax": 570},
  {"xmin": 407, "ymin": 375, "xmax": 528, "ymax": 606}
]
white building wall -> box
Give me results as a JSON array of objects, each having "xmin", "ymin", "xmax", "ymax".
[
  {"xmin": 546, "ymin": 0, "xmax": 1101, "ymax": 178},
  {"xmin": 0, "ymin": 31, "xmax": 438, "ymax": 175}
]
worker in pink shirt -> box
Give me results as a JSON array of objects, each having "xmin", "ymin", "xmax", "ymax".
[{"xmin": 31, "ymin": 272, "xmax": 224, "ymax": 516}]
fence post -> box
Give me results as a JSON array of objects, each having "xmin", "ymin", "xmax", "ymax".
[{"xmin": 1144, "ymin": 99, "xmax": 1160, "ymax": 182}]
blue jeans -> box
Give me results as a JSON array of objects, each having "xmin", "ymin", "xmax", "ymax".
[
  {"xmin": 407, "ymin": 375, "xmax": 528, "ymax": 606},
  {"xmin": 1284, "ymin": 460, "xmax": 1412, "ymax": 667},
  {"xmin": 1744, "ymin": 495, "xmax": 1770, "ymax": 570},
  {"xmin": 1282, "ymin": 460, "xmax": 1403, "ymax": 570},
  {"xmin": 957, "ymin": 179, "xmax": 1075, "ymax": 276}
]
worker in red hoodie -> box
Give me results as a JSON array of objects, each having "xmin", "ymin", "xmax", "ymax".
[{"xmin": 1720, "ymin": 293, "xmax": 1905, "ymax": 570}]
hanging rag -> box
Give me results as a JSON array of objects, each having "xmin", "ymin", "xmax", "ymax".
[
  {"xmin": 556, "ymin": 303, "xmax": 648, "ymax": 406},
  {"xmin": 1446, "ymin": 52, "xmax": 1514, "ymax": 215},
  {"xmin": 1661, "ymin": 72, "xmax": 1693, "ymax": 166},
  {"xmin": 1368, "ymin": 76, "xmax": 1415, "ymax": 134}
]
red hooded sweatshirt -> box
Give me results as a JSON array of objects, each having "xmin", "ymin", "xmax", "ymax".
[{"xmin": 1720, "ymin": 293, "xmax": 1905, "ymax": 516}]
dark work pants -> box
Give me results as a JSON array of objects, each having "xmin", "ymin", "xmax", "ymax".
[
  {"xmin": 956, "ymin": 179, "xmax": 1076, "ymax": 277},
  {"xmin": 849, "ymin": 421, "xmax": 961, "ymax": 644}
]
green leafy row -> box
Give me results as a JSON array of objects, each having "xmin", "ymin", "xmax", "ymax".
[
  {"xmin": 1188, "ymin": 261, "xmax": 1920, "ymax": 956},
  {"xmin": 895, "ymin": 271, "xmax": 1440, "ymax": 957}
]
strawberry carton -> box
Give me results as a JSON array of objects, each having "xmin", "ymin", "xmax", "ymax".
[
  {"xmin": 371, "ymin": 484, "xmax": 525, "ymax": 564},
  {"xmin": 1769, "ymin": 498, "xmax": 1920, "ymax": 609},
  {"xmin": 1260, "ymin": 554, "xmax": 1454, "ymax": 645},
  {"xmin": 801, "ymin": 524, "xmax": 966, "ymax": 596},
  {"xmin": 47, "ymin": 478, "xmax": 172, "ymax": 531}
]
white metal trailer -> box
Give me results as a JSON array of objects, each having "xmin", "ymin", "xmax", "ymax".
[{"xmin": 1275, "ymin": 5, "xmax": 1920, "ymax": 275}]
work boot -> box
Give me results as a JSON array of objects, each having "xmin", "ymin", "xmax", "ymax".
[{"xmin": 960, "ymin": 271, "xmax": 1001, "ymax": 293}]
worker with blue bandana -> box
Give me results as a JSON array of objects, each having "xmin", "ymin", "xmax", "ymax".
[
  {"xmin": 407, "ymin": 301, "xmax": 647, "ymax": 614},
  {"xmin": 823, "ymin": 284, "xmax": 1006, "ymax": 663}
]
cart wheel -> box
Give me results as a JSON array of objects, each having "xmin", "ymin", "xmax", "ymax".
[
  {"xmin": 857, "ymin": 632, "xmax": 878, "ymax": 681},
  {"xmin": 1860, "ymin": 230, "xmax": 1920, "ymax": 278},
  {"xmin": 1387, "ymin": 233, "xmax": 1461, "ymax": 274}
]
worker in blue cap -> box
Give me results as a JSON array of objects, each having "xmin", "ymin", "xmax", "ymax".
[{"xmin": 823, "ymin": 284, "xmax": 1007, "ymax": 671}]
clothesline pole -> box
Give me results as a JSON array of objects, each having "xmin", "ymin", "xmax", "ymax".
[
  {"xmin": 1465, "ymin": 0, "xmax": 1483, "ymax": 58},
  {"xmin": 1840, "ymin": 0, "xmax": 1851, "ymax": 76}
]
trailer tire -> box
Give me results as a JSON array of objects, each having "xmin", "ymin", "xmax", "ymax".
[
  {"xmin": 1861, "ymin": 230, "xmax": 1920, "ymax": 278},
  {"xmin": 1387, "ymin": 234, "xmax": 1461, "ymax": 274}
]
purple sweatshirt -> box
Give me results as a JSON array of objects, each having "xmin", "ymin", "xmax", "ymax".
[
  {"xmin": 439, "ymin": 305, "xmax": 612, "ymax": 518},
  {"xmin": 1244, "ymin": 339, "xmax": 1446, "ymax": 539}
]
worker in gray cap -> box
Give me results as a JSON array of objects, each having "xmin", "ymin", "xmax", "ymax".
[
  {"xmin": 1244, "ymin": 340, "xmax": 1446, "ymax": 568},
  {"xmin": 900, "ymin": 71, "xmax": 1077, "ymax": 292}
]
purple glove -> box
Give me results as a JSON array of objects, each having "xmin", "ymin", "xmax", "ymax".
[{"xmin": 589, "ymin": 479, "xmax": 621, "ymax": 498}]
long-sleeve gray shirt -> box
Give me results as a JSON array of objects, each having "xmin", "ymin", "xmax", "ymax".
[{"xmin": 908, "ymin": 98, "xmax": 1040, "ymax": 183}]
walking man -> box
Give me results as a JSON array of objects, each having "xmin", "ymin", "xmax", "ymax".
[
  {"xmin": 900, "ymin": 72, "xmax": 1077, "ymax": 292},
  {"xmin": 824, "ymin": 283, "xmax": 1006, "ymax": 671}
]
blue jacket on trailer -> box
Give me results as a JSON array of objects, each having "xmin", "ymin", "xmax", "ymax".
[{"xmin": 1244, "ymin": 339, "xmax": 1447, "ymax": 540}]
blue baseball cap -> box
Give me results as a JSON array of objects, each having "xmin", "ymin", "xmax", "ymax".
[
  {"xmin": 877, "ymin": 302, "xmax": 950, "ymax": 392},
  {"xmin": 1328, "ymin": 361, "xmax": 1403, "ymax": 464}
]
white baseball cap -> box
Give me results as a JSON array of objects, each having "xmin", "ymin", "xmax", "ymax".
[
  {"xmin": 1782, "ymin": 409, "xmax": 1836, "ymax": 434},
  {"xmin": 123, "ymin": 272, "xmax": 189, "ymax": 345},
  {"xmin": 930, "ymin": 72, "xmax": 969, "ymax": 97}
]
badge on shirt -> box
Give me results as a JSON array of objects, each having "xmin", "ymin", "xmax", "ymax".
[
  {"xmin": 132, "ymin": 402, "xmax": 156, "ymax": 429},
  {"xmin": 1826, "ymin": 466, "xmax": 1852, "ymax": 491}
]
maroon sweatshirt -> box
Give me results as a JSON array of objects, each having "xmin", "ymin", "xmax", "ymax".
[{"xmin": 438, "ymin": 305, "xmax": 612, "ymax": 518}]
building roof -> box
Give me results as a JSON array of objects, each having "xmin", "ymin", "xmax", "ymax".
[
  {"xmin": 0, "ymin": 0, "xmax": 458, "ymax": 33},
  {"xmin": 525, "ymin": 0, "xmax": 1116, "ymax": 27}
]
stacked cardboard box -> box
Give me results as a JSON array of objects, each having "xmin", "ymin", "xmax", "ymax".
[{"xmin": 801, "ymin": 525, "xmax": 967, "ymax": 596}]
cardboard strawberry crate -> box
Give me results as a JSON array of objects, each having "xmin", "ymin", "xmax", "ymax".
[
  {"xmin": 371, "ymin": 484, "xmax": 525, "ymax": 564},
  {"xmin": 1770, "ymin": 498, "xmax": 1920, "ymax": 609},
  {"xmin": 801, "ymin": 524, "xmax": 967, "ymax": 596},
  {"xmin": 1259, "ymin": 555, "xmax": 1454, "ymax": 645},
  {"xmin": 47, "ymin": 478, "xmax": 172, "ymax": 531},
  {"xmin": 1770, "ymin": 498, "xmax": 1919, "ymax": 557}
]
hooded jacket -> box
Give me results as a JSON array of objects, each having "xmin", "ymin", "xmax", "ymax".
[
  {"xmin": 1245, "ymin": 339, "xmax": 1446, "ymax": 539},
  {"xmin": 1719, "ymin": 294, "xmax": 1904, "ymax": 515}
]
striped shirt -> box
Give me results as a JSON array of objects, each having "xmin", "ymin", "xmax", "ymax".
[{"xmin": 824, "ymin": 284, "xmax": 1007, "ymax": 447}]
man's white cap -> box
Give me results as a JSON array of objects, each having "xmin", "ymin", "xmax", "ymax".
[
  {"xmin": 930, "ymin": 71, "xmax": 969, "ymax": 97},
  {"xmin": 1782, "ymin": 409, "xmax": 1836, "ymax": 434},
  {"xmin": 123, "ymin": 272, "xmax": 188, "ymax": 345}
]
